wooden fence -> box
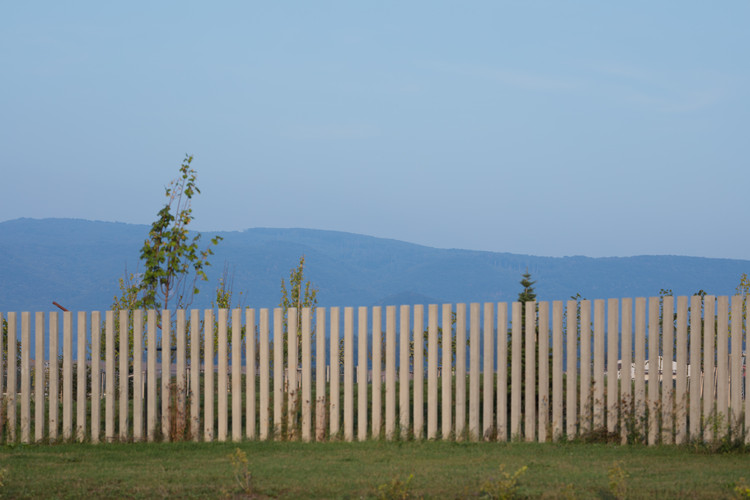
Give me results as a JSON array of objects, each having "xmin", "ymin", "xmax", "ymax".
[{"xmin": 1, "ymin": 295, "xmax": 748, "ymax": 444}]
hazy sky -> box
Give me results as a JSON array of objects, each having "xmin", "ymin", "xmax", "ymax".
[{"xmin": 2, "ymin": 2, "xmax": 748, "ymax": 259}]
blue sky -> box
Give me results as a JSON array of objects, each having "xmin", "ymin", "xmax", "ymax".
[{"xmin": 2, "ymin": 2, "xmax": 748, "ymax": 259}]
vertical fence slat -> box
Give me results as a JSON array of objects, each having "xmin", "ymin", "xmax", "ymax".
[
  {"xmin": 147, "ymin": 310, "xmax": 157, "ymax": 442},
  {"xmin": 511, "ymin": 302, "xmax": 522, "ymax": 439},
  {"xmin": 48, "ymin": 311, "xmax": 59, "ymax": 442},
  {"xmin": 469, "ymin": 303, "xmax": 480, "ymax": 441},
  {"xmin": 34, "ymin": 312, "xmax": 44, "ymax": 443},
  {"xmin": 593, "ymin": 299, "xmax": 605, "ymax": 432},
  {"xmin": 118, "ymin": 310, "xmax": 128, "ymax": 441},
  {"xmin": 538, "ymin": 302, "xmax": 549, "ymax": 442},
  {"xmin": 524, "ymin": 301, "xmax": 536, "ymax": 442},
  {"xmin": 300, "ymin": 307, "xmax": 312, "ymax": 442},
  {"xmin": 330, "ymin": 307, "xmax": 341, "ymax": 438},
  {"xmin": 647, "ymin": 297, "xmax": 660, "ymax": 445},
  {"xmin": 132, "ymin": 310, "xmax": 143, "ymax": 442},
  {"xmin": 288, "ymin": 307, "xmax": 299, "ymax": 441},
  {"xmin": 162, "ymin": 310, "xmax": 172, "ymax": 442},
  {"xmin": 716, "ymin": 297, "xmax": 729, "ymax": 438},
  {"xmin": 371, "ymin": 307, "xmax": 382, "ymax": 440},
  {"xmin": 565, "ymin": 300, "xmax": 577, "ymax": 440},
  {"xmin": 675, "ymin": 296, "xmax": 688, "ymax": 444},
  {"xmin": 620, "ymin": 299, "xmax": 632, "ymax": 444},
  {"xmin": 302, "ymin": 307, "xmax": 312, "ymax": 442},
  {"xmin": 661, "ymin": 296, "xmax": 674, "ymax": 444},
  {"xmin": 413, "ymin": 305, "xmax": 424, "ymax": 439},
  {"xmin": 552, "ymin": 301, "xmax": 563, "ymax": 441},
  {"xmin": 0, "ymin": 312, "xmax": 4, "ymax": 440},
  {"xmin": 259, "ymin": 308, "xmax": 270, "ymax": 440},
  {"xmin": 21, "ymin": 312, "xmax": 30, "ymax": 444},
  {"xmin": 441, "ymin": 304, "xmax": 452, "ymax": 440},
  {"xmin": 315, "ymin": 307, "xmax": 326, "ymax": 441},
  {"xmin": 689, "ymin": 295, "xmax": 702, "ymax": 441},
  {"xmin": 190, "ymin": 309, "xmax": 201, "ymax": 441},
  {"xmin": 62, "ymin": 311, "xmax": 71, "ymax": 442},
  {"xmin": 400, "ymin": 305, "xmax": 412, "ymax": 440},
  {"xmin": 357, "ymin": 307, "xmax": 367, "ymax": 441},
  {"xmin": 633, "ymin": 298, "xmax": 646, "ymax": 442},
  {"xmin": 455, "ymin": 303, "xmax": 467, "ymax": 440},
  {"xmin": 273, "ymin": 307, "xmax": 283, "ymax": 439},
  {"xmin": 702, "ymin": 296, "xmax": 715, "ymax": 442},
  {"xmin": 483, "ymin": 302, "xmax": 494, "ymax": 441},
  {"xmin": 427, "ymin": 304, "xmax": 438, "ymax": 439},
  {"xmin": 217, "ymin": 308, "xmax": 228, "ymax": 442},
  {"xmin": 343, "ymin": 307, "xmax": 353, "ymax": 442},
  {"xmin": 730, "ymin": 295, "xmax": 743, "ymax": 429},
  {"xmin": 77, "ymin": 311, "xmax": 87, "ymax": 442},
  {"xmin": 204, "ymin": 309, "xmax": 214, "ymax": 442},
  {"xmin": 246, "ymin": 308, "xmax": 257, "ymax": 440},
  {"xmin": 231, "ymin": 308, "xmax": 242, "ymax": 442},
  {"xmin": 579, "ymin": 301, "xmax": 592, "ymax": 435},
  {"xmin": 91, "ymin": 311, "xmax": 101, "ymax": 443},
  {"xmin": 496, "ymin": 303, "xmax": 507, "ymax": 442},
  {"xmin": 607, "ymin": 299, "xmax": 619, "ymax": 434},
  {"xmin": 177, "ymin": 310, "xmax": 187, "ymax": 441},
  {"xmin": 385, "ymin": 305, "xmax": 396, "ymax": 440}
]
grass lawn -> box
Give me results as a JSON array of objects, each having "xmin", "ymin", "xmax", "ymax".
[{"xmin": 1, "ymin": 440, "xmax": 749, "ymax": 499}]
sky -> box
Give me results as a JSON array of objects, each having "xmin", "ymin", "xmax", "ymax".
[{"xmin": 1, "ymin": 2, "xmax": 748, "ymax": 259}]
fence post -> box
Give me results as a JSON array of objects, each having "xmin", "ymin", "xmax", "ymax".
[
  {"xmin": 413, "ymin": 305, "xmax": 424, "ymax": 439},
  {"xmin": 273, "ymin": 307, "xmax": 283, "ymax": 439},
  {"xmin": 730, "ymin": 295, "xmax": 743, "ymax": 430},
  {"xmin": 315, "ymin": 307, "xmax": 326, "ymax": 441},
  {"xmin": 538, "ymin": 302, "xmax": 549, "ymax": 442},
  {"xmin": 189, "ymin": 309, "xmax": 201, "ymax": 442},
  {"xmin": 552, "ymin": 301, "xmax": 563, "ymax": 441},
  {"xmin": 147, "ymin": 310, "xmax": 157, "ymax": 442},
  {"xmin": 329, "ymin": 307, "xmax": 341, "ymax": 438},
  {"xmin": 246, "ymin": 308, "xmax": 257, "ymax": 440},
  {"xmin": 441, "ymin": 304, "xmax": 452, "ymax": 441},
  {"xmin": 162, "ymin": 310, "xmax": 172, "ymax": 442},
  {"xmin": 357, "ymin": 307, "xmax": 367, "ymax": 441},
  {"xmin": 132, "ymin": 310, "xmax": 143, "ymax": 442},
  {"xmin": 593, "ymin": 300, "xmax": 606, "ymax": 432},
  {"xmin": 620, "ymin": 298, "xmax": 632, "ymax": 444},
  {"xmin": 259, "ymin": 308, "xmax": 270, "ymax": 440},
  {"xmin": 61, "ymin": 311, "xmax": 72, "ymax": 442},
  {"xmin": 35, "ymin": 312, "xmax": 45, "ymax": 443},
  {"xmin": 607, "ymin": 299, "xmax": 619, "ymax": 434},
  {"xmin": 343, "ymin": 307, "xmax": 353, "ymax": 442},
  {"xmin": 702, "ymin": 296, "xmax": 715, "ymax": 442},
  {"xmin": 288, "ymin": 307, "xmax": 299, "ymax": 440},
  {"xmin": 21, "ymin": 312, "xmax": 30, "ymax": 444},
  {"xmin": 647, "ymin": 297, "xmax": 660, "ymax": 445},
  {"xmin": 385, "ymin": 306, "xmax": 396, "ymax": 440},
  {"xmin": 510, "ymin": 302, "xmax": 522, "ymax": 440},
  {"xmin": 580, "ymin": 301, "xmax": 592, "ymax": 435},
  {"xmin": 716, "ymin": 297, "xmax": 729, "ymax": 439},
  {"xmin": 469, "ymin": 303, "xmax": 480, "ymax": 441},
  {"xmin": 302, "ymin": 307, "xmax": 313, "ymax": 442},
  {"xmin": 370, "ymin": 307, "xmax": 382, "ymax": 440},
  {"xmin": 400, "ymin": 305, "xmax": 412, "ymax": 440},
  {"xmin": 675, "ymin": 296, "xmax": 689, "ymax": 444},
  {"xmin": 204, "ymin": 309, "xmax": 214, "ymax": 442},
  {"xmin": 178, "ymin": 309, "xmax": 188, "ymax": 441},
  {"xmin": 427, "ymin": 304, "xmax": 438, "ymax": 439},
  {"xmin": 48, "ymin": 311, "xmax": 59, "ymax": 442},
  {"xmin": 231, "ymin": 308, "xmax": 242, "ymax": 442},
  {"xmin": 566, "ymin": 300, "xmax": 577, "ymax": 440},
  {"xmin": 119, "ymin": 310, "xmax": 129, "ymax": 441},
  {"xmin": 689, "ymin": 295, "xmax": 702, "ymax": 441},
  {"xmin": 496, "ymin": 303, "xmax": 507, "ymax": 442},
  {"xmin": 483, "ymin": 302, "xmax": 495, "ymax": 441},
  {"xmin": 91, "ymin": 311, "xmax": 101, "ymax": 443},
  {"xmin": 455, "ymin": 304, "xmax": 467, "ymax": 440},
  {"xmin": 661, "ymin": 296, "xmax": 674, "ymax": 444},
  {"xmin": 77, "ymin": 311, "xmax": 87, "ymax": 442},
  {"xmin": 525, "ymin": 301, "xmax": 536, "ymax": 442},
  {"xmin": 217, "ymin": 308, "xmax": 228, "ymax": 442}
]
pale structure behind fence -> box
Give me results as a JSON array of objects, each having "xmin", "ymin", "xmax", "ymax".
[{"xmin": 1, "ymin": 295, "xmax": 748, "ymax": 445}]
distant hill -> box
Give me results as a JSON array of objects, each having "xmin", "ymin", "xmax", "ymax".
[{"xmin": 1, "ymin": 218, "xmax": 748, "ymax": 313}]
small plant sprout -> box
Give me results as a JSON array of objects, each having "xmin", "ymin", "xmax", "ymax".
[
  {"xmin": 228, "ymin": 448, "xmax": 253, "ymax": 496},
  {"xmin": 607, "ymin": 461, "xmax": 629, "ymax": 500},
  {"xmin": 376, "ymin": 473, "xmax": 416, "ymax": 500},
  {"xmin": 480, "ymin": 464, "xmax": 528, "ymax": 500}
]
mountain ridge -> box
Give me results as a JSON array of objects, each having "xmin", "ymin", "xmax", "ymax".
[{"xmin": 1, "ymin": 218, "xmax": 748, "ymax": 313}]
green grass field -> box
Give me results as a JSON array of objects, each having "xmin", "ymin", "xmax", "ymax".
[{"xmin": 1, "ymin": 440, "xmax": 749, "ymax": 499}]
